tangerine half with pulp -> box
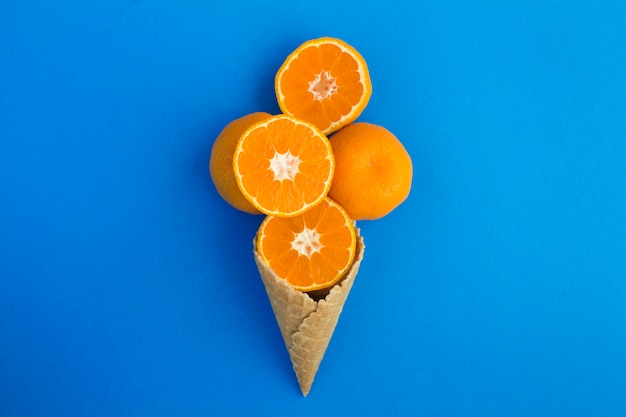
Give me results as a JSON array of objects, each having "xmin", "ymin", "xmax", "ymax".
[
  {"xmin": 233, "ymin": 114, "xmax": 335, "ymax": 217},
  {"xmin": 256, "ymin": 197, "xmax": 357, "ymax": 292},
  {"xmin": 275, "ymin": 37, "xmax": 372, "ymax": 136}
]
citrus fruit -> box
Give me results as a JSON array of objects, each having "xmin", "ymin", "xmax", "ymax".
[
  {"xmin": 328, "ymin": 122, "xmax": 412, "ymax": 220},
  {"xmin": 275, "ymin": 37, "xmax": 372, "ymax": 136},
  {"xmin": 209, "ymin": 112, "xmax": 271, "ymax": 214},
  {"xmin": 256, "ymin": 197, "xmax": 357, "ymax": 292},
  {"xmin": 233, "ymin": 114, "xmax": 335, "ymax": 217}
]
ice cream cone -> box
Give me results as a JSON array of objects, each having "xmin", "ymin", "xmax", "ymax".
[{"xmin": 253, "ymin": 228, "xmax": 365, "ymax": 396}]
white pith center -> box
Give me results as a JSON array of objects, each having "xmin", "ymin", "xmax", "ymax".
[
  {"xmin": 269, "ymin": 150, "xmax": 300, "ymax": 181},
  {"xmin": 308, "ymin": 71, "xmax": 338, "ymax": 101},
  {"xmin": 292, "ymin": 227, "xmax": 322, "ymax": 257}
]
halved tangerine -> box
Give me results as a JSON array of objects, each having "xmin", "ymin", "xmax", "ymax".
[
  {"xmin": 256, "ymin": 197, "xmax": 357, "ymax": 292},
  {"xmin": 275, "ymin": 37, "xmax": 372, "ymax": 135},
  {"xmin": 233, "ymin": 114, "xmax": 334, "ymax": 217}
]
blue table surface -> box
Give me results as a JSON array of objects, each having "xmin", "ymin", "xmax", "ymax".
[{"xmin": 2, "ymin": 1, "xmax": 625, "ymax": 416}]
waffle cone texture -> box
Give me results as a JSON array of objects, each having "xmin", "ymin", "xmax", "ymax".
[{"xmin": 253, "ymin": 228, "xmax": 365, "ymax": 396}]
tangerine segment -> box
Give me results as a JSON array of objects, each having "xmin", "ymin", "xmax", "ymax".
[
  {"xmin": 256, "ymin": 197, "xmax": 357, "ymax": 292},
  {"xmin": 233, "ymin": 115, "xmax": 334, "ymax": 217},
  {"xmin": 275, "ymin": 37, "xmax": 372, "ymax": 135}
]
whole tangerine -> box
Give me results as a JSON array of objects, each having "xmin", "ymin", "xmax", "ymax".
[
  {"xmin": 328, "ymin": 122, "xmax": 412, "ymax": 220},
  {"xmin": 209, "ymin": 112, "xmax": 271, "ymax": 214}
]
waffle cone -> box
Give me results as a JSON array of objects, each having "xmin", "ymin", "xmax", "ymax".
[{"xmin": 253, "ymin": 228, "xmax": 365, "ymax": 396}]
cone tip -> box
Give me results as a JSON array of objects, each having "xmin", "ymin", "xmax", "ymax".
[{"xmin": 299, "ymin": 382, "xmax": 311, "ymax": 397}]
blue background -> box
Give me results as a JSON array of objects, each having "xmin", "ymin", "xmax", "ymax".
[{"xmin": 2, "ymin": 1, "xmax": 625, "ymax": 416}]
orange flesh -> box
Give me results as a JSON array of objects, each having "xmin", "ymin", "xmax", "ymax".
[
  {"xmin": 234, "ymin": 115, "xmax": 334, "ymax": 217},
  {"xmin": 257, "ymin": 198, "xmax": 356, "ymax": 292},
  {"xmin": 276, "ymin": 38, "xmax": 371, "ymax": 135}
]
